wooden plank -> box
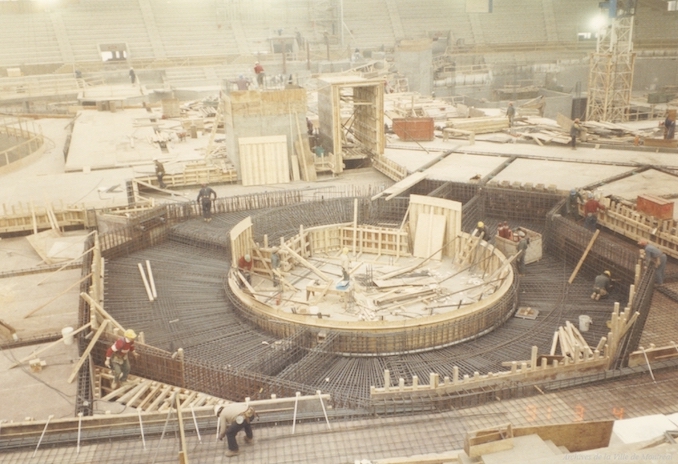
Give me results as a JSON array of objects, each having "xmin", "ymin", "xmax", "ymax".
[
  {"xmin": 513, "ymin": 421, "xmax": 613, "ymax": 453},
  {"xmin": 568, "ymin": 229, "xmax": 600, "ymax": 284},
  {"xmin": 371, "ymin": 171, "xmax": 428, "ymax": 201},
  {"xmin": 67, "ymin": 319, "xmax": 109, "ymax": 383},
  {"xmin": 412, "ymin": 213, "xmax": 446, "ymax": 260},
  {"xmin": 238, "ymin": 135, "xmax": 290, "ymax": 186}
]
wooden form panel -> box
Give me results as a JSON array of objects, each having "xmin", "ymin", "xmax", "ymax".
[
  {"xmin": 354, "ymin": 84, "xmax": 385, "ymax": 155},
  {"xmin": 229, "ymin": 216, "xmax": 253, "ymax": 267},
  {"xmin": 238, "ymin": 135, "xmax": 290, "ymax": 186},
  {"xmin": 513, "ymin": 421, "xmax": 613, "ymax": 453},
  {"xmin": 413, "ymin": 213, "xmax": 446, "ymax": 260},
  {"xmin": 597, "ymin": 198, "xmax": 678, "ymax": 260},
  {"xmin": 409, "ymin": 194, "xmax": 462, "ymax": 259},
  {"xmin": 307, "ymin": 225, "xmax": 346, "ymax": 254},
  {"xmin": 339, "ymin": 225, "xmax": 410, "ymax": 257}
]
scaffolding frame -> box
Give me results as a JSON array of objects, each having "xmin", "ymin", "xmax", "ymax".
[{"xmin": 586, "ymin": 16, "xmax": 636, "ymax": 123}]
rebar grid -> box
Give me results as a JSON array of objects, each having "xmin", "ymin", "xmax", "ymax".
[{"xmin": 88, "ymin": 184, "xmax": 660, "ymax": 419}]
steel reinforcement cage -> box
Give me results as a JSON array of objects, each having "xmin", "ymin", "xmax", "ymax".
[{"xmin": 74, "ymin": 183, "xmax": 659, "ymax": 415}]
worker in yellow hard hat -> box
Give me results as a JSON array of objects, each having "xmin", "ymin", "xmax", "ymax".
[
  {"xmin": 591, "ymin": 270, "xmax": 613, "ymax": 300},
  {"xmin": 105, "ymin": 329, "xmax": 139, "ymax": 389},
  {"xmin": 476, "ymin": 221, "xmax": 490, "ymax": 241}
]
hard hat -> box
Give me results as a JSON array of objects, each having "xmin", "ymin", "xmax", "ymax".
[
  {"xmin": 342, "ymin": 247, "xmax": 349, "ymax": 254},
  {"xmin": 477, "ymin": 221, "xmax": 484, "ymax": 228},
  {"xmin": 272, "ymin": 247, "xmax": 279, "ymax": 253},
  {"xmin": 516, "ymin": 230, "xmax": 526, "ymax": 238},
  {"xmin": 244, "ymin": 254, "xmax": 251, "ymax": 262},
  {"xmin": 569, "ymin": 189, "xmax": 576, "ymax": 195},
  {"xmin": 638, "ymin": 239, "xmax": 648, "ymax": 246},
  {"xmin": 604, "ymin": 270, "xmax": 611, "ymax": 277},
  {"xmin": 124, "ymin": 329, "xmax": 137, "ymax": 340}
]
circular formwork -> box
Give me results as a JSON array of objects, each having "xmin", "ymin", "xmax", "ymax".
[{"xmin": 226, "ymin": 200, "xmax": 518, "ymax": 356}]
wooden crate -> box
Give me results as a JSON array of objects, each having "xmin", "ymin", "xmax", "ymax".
[
  {"xmin": 494, "ymin": 227, "xmax": 542, "ymax": 264},
  {"xmin": 392, "ymin": 117, "xmax": 434, "ymax": 141},
  {"xmin": 636, "ymin": 194, "xmax": 674, "ymax": 220}
]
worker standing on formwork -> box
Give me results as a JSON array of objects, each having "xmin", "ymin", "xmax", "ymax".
[
  {"xmin": 583, "ymin": 193, "xmax": 605, "ymax": 232},
  {"xmin": 197, "ymin": 183, "xmax": 217, "ymax": 222},
  {"xmin": 216, "ymin": 403, "xmax": 258, "ymax": 457},
  {"xmin": 638, "ymin": 240, "xmax": 667, "ymax": 286},
  {"xmin": 591, "ymin": 270, "xmax": 613, "ymax": 300},
  {"xmin": 105, "ymin": 329, "xmax": 139, "ymax": 389}
]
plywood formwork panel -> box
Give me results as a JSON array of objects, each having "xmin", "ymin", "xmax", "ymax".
[
  {"xmin": 413, "ymin": 213, "xmax": 446, "ymax": 260},
  {"xmin": 238, "ymin": 135, "xmax": 290, "ymax": 186},
  {"xmin": 409, "ymin": 195, "xmax": 462, "ymax": 259}
]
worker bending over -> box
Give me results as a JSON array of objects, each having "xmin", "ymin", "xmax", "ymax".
[
  {"xmin": 591, "ymin": 270, "xmax": 612, "ymax": 300},
  {"xmin": 216, "ymin": 403, "xmax": 258, "ymax": 457},
  {"xmin": 638, "ymin": 240, "xmax": 667, "ymax": 286}
]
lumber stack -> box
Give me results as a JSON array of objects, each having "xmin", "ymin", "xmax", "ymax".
[{"xmin": 445, "ymin": 117, "xmax": 509, "ymax": 134}]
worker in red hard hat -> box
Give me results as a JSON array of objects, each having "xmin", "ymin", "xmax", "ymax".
[{"xmin": 105, "ymin": 329, "xmax": 139, "ymax": 389}]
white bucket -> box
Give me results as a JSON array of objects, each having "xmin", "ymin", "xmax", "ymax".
[
  {"xmin": 61, "ymin": 327, "xmax": 75, "ymax": 345},
  {"xmin": 579, "ymin": 315, "xmax": 593, "ymax": 332}
]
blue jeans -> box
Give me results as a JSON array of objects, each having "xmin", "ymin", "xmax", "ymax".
[{"xmin": 584, "ymin": 214, "xmax": 597, "ymax": 231}]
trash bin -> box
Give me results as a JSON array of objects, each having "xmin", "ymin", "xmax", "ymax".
[{"xmin": 578, "ymin": 315, "xmax": 592, "ymax": 332}]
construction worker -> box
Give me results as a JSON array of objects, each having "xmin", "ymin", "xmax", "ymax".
[
  {"xmin": 197, "ymin": 183, "xmax": 217, "ymax": 222},
  {"xmin": 516, "ymin": 230, "xmax": 529, "ymax": 275},
  {"xmin": 105, "ymin": 329, "xmax": 138, "ymax": 389},
  {"xmin": 566, "ymin": 189, "xmax": 583, "ymax": 219},
  {"xmin": 570, "ymin": 118, "xmax": 582, "ymax": 149},
  {"xmin": 506, "ymin": 102, "xmax": 516, "ymax": 127},
  {"xmin": 583, "ymin": 193, "xmax": 605, "ymax": 232},
  {"xmin": 215, "ymin": 403, "xmax": 258, "ymax": 457},
  {"xmin": 253, "ymin": 61, "xmax": 265, "ymax": 88},
  {"xmin": 238, "ymin": 254, "xmax": 253, "ymax": 284},
  {"xmin": 591, "ymin": 270, "xmax": 613, "ymax": 300},
  {"xmin": 476, "ymin": 221, "xmax": 490, "ymax": 242},
  {"xmin": 340, "ymin": 247, "xmax": 350, "ymax": 281},
  {"xmin": 638, "ymin": 240, "xmax": 667, "ymax": 286},
  {"xmin": 270, "ymin": 247, "xmax": 281, "ymax": 286},
  {"xmin": 154, "ymin": 159, "xmax": 166, "ymax": 189}
]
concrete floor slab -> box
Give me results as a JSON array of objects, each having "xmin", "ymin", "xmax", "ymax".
[
  {"xmin": 491, "ymin": 158, "xmax": 631, "ymax": 191},
  {"xmin": 612, "ymin": 414, "xmax": 677, "ymax": 444},
  {"xmin": 0, "ymin": 341, "xmax": 79, "ymax": 423}
]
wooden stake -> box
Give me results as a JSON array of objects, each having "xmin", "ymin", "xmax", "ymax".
[
  {"xmin": 68, "ymin": 319, "xmax": 109, "ymax": 383},
  {"xmin": 9, "ymin": 323, "xmax": 92, "ymax": 369},
  {"xmin": 24, "ymin": 273, "xmax": 93, "ymax": 319},
  {"xmin": 138, "ymin": 263, "xmax": 154, "ymax": 302},
  {"xmin": 568, "ymin": 229, "xmax": 600, "ymax": 284}
]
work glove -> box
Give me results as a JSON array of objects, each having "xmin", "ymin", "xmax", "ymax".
[{"xmin": 104, "ymin": 358, "xmax": 111, "ymax": 368}]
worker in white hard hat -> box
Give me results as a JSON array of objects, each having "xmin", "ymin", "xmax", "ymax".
[
  {"xmin": 591, "ymin": 270, "xmax": 613, "ymax": 300},
  {"xmin": 105, "ymin": 329, "xmax": 139, "ymax": 389},
  {"xmin": 238, "ymin": 253, "xmax": 253, "ymax": 284},
  {"xmin": 215, "ymin": 402, "xmax": 258, "ymax": 457}
]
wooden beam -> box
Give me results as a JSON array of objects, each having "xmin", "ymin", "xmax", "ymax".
[
  {"xmin": 80, "ymin": 292, "xmax": 125, "ymax": 332},
  {"xmin": 568, "ymin": 229, "xmax": 600, "ymax": 284},
  {"xmin": 9, "ymin": 323, "xmax": 92, "ymax": 369},
  {"xmin": 68, "ymin": 319, "xmax": 109, "ymax": 383},
  {"xmin": 282, "ymin": 244, "xmax": 331, "ymax": 282}
]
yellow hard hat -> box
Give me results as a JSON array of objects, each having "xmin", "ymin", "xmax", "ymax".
[
  {"xmin": 124, "ymin": 329, "xmax": 137, "ymax": 340},
  {"xmin": 604, "ymin": 270, "xmax": 611, "ymax": 277},
  {"xmin": 477, "ymin": 221, "xmax": 484, "ymax": 228}
]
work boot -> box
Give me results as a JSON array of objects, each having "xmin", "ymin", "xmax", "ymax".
[
  {"xmin": 590, "ymin": 292, "xmax": 596, "ymax": 300},
  {"xmin": 244, "ymin": 436, "xmax": 253, "ymax": 445},
  {"xmin": 595, "ymin": 293, "xmax": 600, "ymax": 301},
  {"xmin": 225, "ymin": 449, "xmax": 239, "ymax": 457}
]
